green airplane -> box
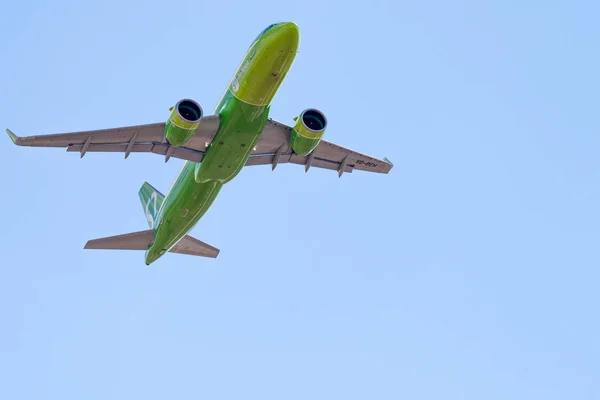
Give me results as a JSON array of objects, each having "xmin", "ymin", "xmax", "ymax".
[{"xmin": 6, "ymin": 22, "xmax": 393, "ymax": 265}]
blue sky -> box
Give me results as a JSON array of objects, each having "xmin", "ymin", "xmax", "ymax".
[{"xmin": 1, "ymin": 0, "xmax": 599, "ymax": 398}]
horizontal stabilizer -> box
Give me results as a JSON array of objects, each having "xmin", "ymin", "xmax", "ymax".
[
  {"xmin": 85, "ymin": 230, "xmax": 154, "ymax": 250},
  {"xmin": 84, "ymin": 230, "xmax": 219, "ymax": 258},
  {"xmin": 170, "ymin": 235, "xmax": 220, "ymax": 258}
]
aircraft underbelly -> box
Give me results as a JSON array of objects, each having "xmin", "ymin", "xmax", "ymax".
[
  {"xmin": 194, "ymin": 93, "xmax": 269, "ymax": 184},
  {"xmin": 152, "ymin": 166, "xmax": 223, "ymax": 255},
  {"xmin": 150, "ymin": 93, "xmax": 269, "ymax": 255}
]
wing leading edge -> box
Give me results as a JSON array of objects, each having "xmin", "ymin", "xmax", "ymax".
[{"xmin": 6, "ymin": 116, "xmax": 392, "ymax": 176}]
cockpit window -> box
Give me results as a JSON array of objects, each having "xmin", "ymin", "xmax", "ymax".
[
  {"xmin": 249, "ymin": 23, "xmax": 281, "ymax": 47},
  {"xmin": 260, "ymin": 23, "xmax": 279, "ymax": 36}
]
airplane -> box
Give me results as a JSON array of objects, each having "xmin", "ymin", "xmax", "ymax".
[{"xmin": 6, "ymin": 22, "xmax": 393, "ymax": 265}]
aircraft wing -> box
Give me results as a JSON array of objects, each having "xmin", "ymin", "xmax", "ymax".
[
  {"xmin": 246, "ymin": 119, "xmax": 393, "ymax": 176},
  {"xmin": 6, "ymin": 115, "xmax": 221, "ymax": 163},
  {"xmin": 7, "ymin": 116, "xmax": 393, "ymax": 176}
]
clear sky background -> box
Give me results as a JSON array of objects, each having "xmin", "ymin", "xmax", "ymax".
[{"xmin": 1, "ymin": 1, "xmax": 599, "ymax": 399}]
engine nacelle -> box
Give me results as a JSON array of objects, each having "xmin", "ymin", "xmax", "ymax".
[
  {"xmin": 164, "ymin": 99, "xmax": 203, "ymax": 147},
  {"xmin": 290, "ymin": 108, "xmax": 327, "ymax": 156}
]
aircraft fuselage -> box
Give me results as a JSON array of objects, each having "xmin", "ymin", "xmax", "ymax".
[{"xmin": 144, "ymin": 22, "xmax": 300, "ymax": 265}]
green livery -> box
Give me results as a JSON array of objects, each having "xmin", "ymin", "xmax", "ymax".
[
  {"xmin": 6, "ymin": 22, "xmax": 393, "ymax": 265},
  {"xmin": 146, "ymin": 22, "xmax": 298, "ymax": 265},
  {"xmin": 138, "ymin": 182, "xmax": 165, "ymax": 229}
]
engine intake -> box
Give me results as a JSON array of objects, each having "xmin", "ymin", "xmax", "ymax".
[
  {"xmin": 177, "ymin": 99, "xmax": 202, "ymax": 122},
  {"xmin": 290, "ymin": 108, "xmax": 327, "ymax": 156},
  {"xmin": 164, "ymin": 98, "xmax": 204, "ymax": 147}
]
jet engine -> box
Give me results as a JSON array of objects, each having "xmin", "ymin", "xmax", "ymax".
[
  {"xmin": 164, "ymin": 99, "xmax": 204, "ymax": 147},
  {"xmin": 289, "ymin": 108, "xmax": 327, "ymax": 156}
]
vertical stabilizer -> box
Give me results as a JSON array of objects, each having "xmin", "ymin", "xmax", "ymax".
[{"xmin": 138, "ymin": 182, "xmax": 165, "ymax": 228}]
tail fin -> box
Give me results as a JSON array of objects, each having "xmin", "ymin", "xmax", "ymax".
[
  {"xmin": 85, "ymin": 182, "xmax": 220, "ymax": 263},
  {"xmin": 139, "ymin": 182, "xmax": 165, "ymax": 228}
]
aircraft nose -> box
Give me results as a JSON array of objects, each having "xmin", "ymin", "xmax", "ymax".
[{"xmin": 266, "ymin": 22, "xmax": 299, "ymax": 44}]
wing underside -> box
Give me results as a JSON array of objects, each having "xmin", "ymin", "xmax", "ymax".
[{"xmin": 7, "ymin": 116, "xmax": 393, "ymax": 176}]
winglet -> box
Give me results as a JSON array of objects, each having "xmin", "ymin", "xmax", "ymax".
[
  {"xmin": 383, "ymin": 157, "xmax": 394, "ymax": 166},
  {"xmin": 6, "ymin": 129, "xmax": 20, "ymax": 145}
]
